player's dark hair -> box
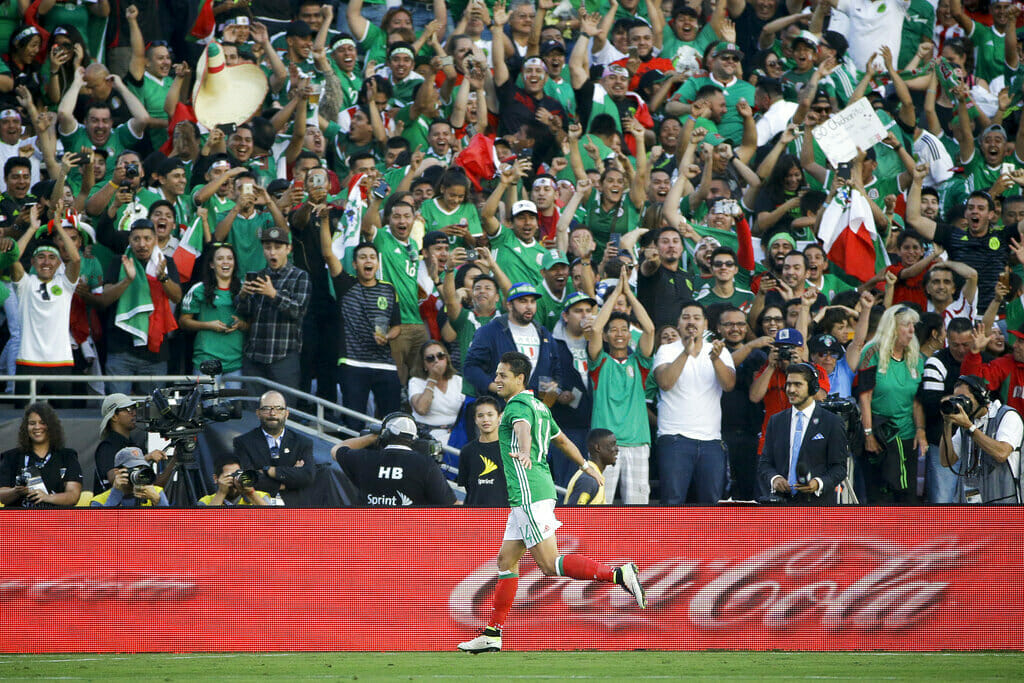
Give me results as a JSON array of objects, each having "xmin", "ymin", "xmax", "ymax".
[
  {"xmin": 500, "ymin": 351, "xmax": 532, "ymax": 385},
  {"xmin": 586, "ymin": 428, "xmax": 615, "ymax": 452},
  {"xmin": 4, "ymin": 156, "xmax": 29, "ymax": 177}
]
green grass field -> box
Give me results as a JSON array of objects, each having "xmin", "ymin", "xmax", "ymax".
[{"xmin": 2, "ymin": 652, "xmax": 1023, "ymax": 681}]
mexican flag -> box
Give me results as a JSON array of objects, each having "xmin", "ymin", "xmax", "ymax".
[
  {"xmin": 189, "ymin": 0, "xmax": 215, "ymax": 44},
  {"xmin": 172, "ymin": 215, "xmax": 204, "ymax": 282},
  {"xmin": 336, "ymin": 173, "xmax": 368, "ymax": 272},
  {"xmin": 818, "ymin": 188, "xmax": 880, "ymax": 283}
]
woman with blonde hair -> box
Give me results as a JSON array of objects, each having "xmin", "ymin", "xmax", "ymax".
[{"xmin": 858, "ymin": 306, "xmax": 927, "ymax": 503}]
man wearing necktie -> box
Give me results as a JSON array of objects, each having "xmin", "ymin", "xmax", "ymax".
[
  {"xmin": 233, "ymin": 390, "xmax": 316, "ymax": 504},
  {"xmin": 757, "ymin": 364, "xmax": 849, "ymax": 505}
]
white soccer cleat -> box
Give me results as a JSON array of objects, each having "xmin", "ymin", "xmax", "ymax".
[
  {"xmin": 457, "ymin": 628, "xmax": 502, "ymax": 654},
  {"xmin": 617, "ymin": 562, "xmax": 647, "ymax": 609}
]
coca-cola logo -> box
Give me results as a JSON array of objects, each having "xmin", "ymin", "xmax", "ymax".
[
  {"xmin": 0, "ymin": 573, "xmax": 199, "ymax": 603},
  {"xmin": 450, "ymin": 537, "xmax": 984, "ymax": 632}
]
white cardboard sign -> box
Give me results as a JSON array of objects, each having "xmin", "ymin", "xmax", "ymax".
[{"xmin": 812, "ymin": 97, "xmax": 889, "ymax": 167}]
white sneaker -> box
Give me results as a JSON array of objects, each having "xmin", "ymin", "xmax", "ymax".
[
  {"xmin": 457, "ymin": 628, "xmax": 502, "ymax": 653},
  {"xmin": 617, "ymin": 563, "xmax": 647, "ymax": 609}
]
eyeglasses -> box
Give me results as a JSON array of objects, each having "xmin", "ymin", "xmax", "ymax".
[
  {"xmin": 721, "ymin": 321, "xmax": 747, "ymax": 328},
  {"xmin": 762, "ymin": 315, "xmax": 785, "ymax": 323},
  {"xmin": 259, "ymin": 405, "xmax": 286, "ymax": 413},
  {"xmin": 712, "ymin": 260, "xmax": 735, "ymax": 268},
  {"xmin": 425, "ymin": 352, "xmax": 447, "ymax": 363},
  {"xmin": 812, "ymin": 106, "xmax": 831, "ymax": 113},
  {"xmin": 115, "ymin": 405, "xmax": 137, "ymax": 414}
]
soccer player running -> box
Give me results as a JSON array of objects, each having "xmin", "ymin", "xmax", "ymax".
[{"xmin": 457, "ymin": 351, "xmax": 647, "ymax": 654}]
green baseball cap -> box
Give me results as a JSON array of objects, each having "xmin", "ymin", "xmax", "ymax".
[
  {"xmin": 563, "ymin": 291, "xmax": 597, "ymax": 311},
  {"xmin": 541, "ymin": 251, "xmax": 570, "ymax": 270},
  {"xmin": 507, "ymin": 282, "xmax": 541, "ymax": 302}
]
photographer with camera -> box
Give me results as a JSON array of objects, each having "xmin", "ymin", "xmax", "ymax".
[
  {"xmin": 233, "ymin": 391, "xmax": 316, "ymax": 505},
  {"xmin": 750, "ymin": 328, "xmax": 830, "ymax": 454},
  {"xmin": 939, "ymin": 375, "xmax": 1024, "ymax": 504},
  {"xmin": 197, "ymin": 456, "xmax": 270, "ymax": 506},
  {"xmin": 93, "ymin": 392, "xmax": 170, "ymax": 492},
  {"xmin": 757, "ymin": 364, "xmax": 849, "ymax": 505},
  {"xmin": 0, "ymin": 402, "xmax": 82, "ymax": 508},
  {"xmin": 90, "ymin": 447, "xmax": 169, "ymax": 506},
  {"xmin": 332, "ymin": 412, "xmax": 457, "ymax": 507}
]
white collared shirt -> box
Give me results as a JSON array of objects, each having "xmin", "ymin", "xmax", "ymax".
[{"xmin": 789, "ymin": 401, "xmax": 816, "ymax": 456}]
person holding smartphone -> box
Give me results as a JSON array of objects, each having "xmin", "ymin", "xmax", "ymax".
[{"xmin": 213, "ymin": 171, "xmax": 289, "ymax": 277}]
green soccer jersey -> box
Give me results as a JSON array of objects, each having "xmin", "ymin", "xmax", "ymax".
[
  {"xmin": 969, "ymin": 21, "xmax": 1008, "ymax": 85},
  {"xmin": 589, "ymin": 349, "xmax": 652, "ymax": 446},
  {"xmin": 418, "ymin": 198, "xmax": 483, "ymax": 246},
  {"xmin": 674, "ymin": 75, "xmax": 755, "ymax": 146},
  {"xmin": 489, "ymin": 226, "xmax": 548, "ymax": 287},
  {"xmin": 373, "ymin": 226, "xmax": 423, "ymax": 324},
  {"xmin": 127, "ymin": 72, "xmax": 174, "ymax": 148},
  {"xmin": 535, "ymin": 282, "xmax": 575, "ymax": 332},
  {"xmin": 452, "ymin": 308, "xmax": 495, "ymax": 388},
  {"xmin": 694, "ymin": 283, "xmax": 754, "ymax": 313},
  {"xmin": 661, "ymin": 23, "xmax": 718, "ymax": 67},
  {"xmin": 228, "ymin": 211, "xmax": 276, "ymax": 277},
  {"xmin": 60, "ymin": 122, "xmax": 142, "ymax": 185},
  {"xmin": 500, "ymin": 390, "xmax": 560, "ymax": 507},
  {"xmin": 574, "ymin": 191, "xmax": 641, "ymax": 262},
  {"xmin": 781, "ymin": 68, "xmax": 815, "ymax": 102},
  {"xmin": 181, "ymin": 282, "xmax": 245, "ymax": 372},
  {"xmin": 899, "ymin": 0, "xmax": 936, "ymax": 68}
]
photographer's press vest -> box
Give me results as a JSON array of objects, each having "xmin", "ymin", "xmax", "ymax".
[{"xmin": 957, "ymin": 404, "xmax": 1023, "ymax": 504}]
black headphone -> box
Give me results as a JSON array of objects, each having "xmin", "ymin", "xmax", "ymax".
[
  {"xmin": 957, "ymin": 375, "xmax": 990, "ymax": 408},
  {"xmin": 379, "ymin": 412, "xmax": 418, "ymax": 445},
  {"xmin": 788, "ymin": 362, "xmax": 820, "ymax": 395}
]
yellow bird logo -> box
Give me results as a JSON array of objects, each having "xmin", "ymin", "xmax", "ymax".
[{"xmin": 479, "ymin": 455, "xmax": 498, "ymax": 476}]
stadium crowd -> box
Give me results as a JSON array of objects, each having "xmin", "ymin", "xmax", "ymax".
[{"xmin": 0, "ymin": 0, "xmax": 1023, "ymax": 508}]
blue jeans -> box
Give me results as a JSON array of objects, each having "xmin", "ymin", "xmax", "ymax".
[
  {"xmin": 657, "ymin": 434, "xmax": 727, "ymax": 505},
  {"xmin": 106, "ymin": 352, "xmax": 168, "ymax": 395},
  {"xmin": 926, "ymin": 443, "xmax": 959, "ymax": 503}
]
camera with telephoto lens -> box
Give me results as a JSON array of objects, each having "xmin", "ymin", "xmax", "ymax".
[
  {"xmin": 231, "ymin": 469, "xmax": 259, "ymax": 488},
  {"xmin": 819, "ymin": 393, "xmax": 859, "ymax": 441},
  {"xmin": 941, "ymin": 394, "xmax": 973, "ymax": 416},
  {"xmin": 128, "ymin": 465, "xmax": 155, "ymax": 487},
  {"xmin": 774, "ymin": 344, "xmax": 796, "ymax": 363},
  {"xmin": 135, "ymin": 360, "xmax": 243, "ymax": 462}
]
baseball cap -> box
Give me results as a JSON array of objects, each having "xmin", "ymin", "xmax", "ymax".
[
  {"xmin": 286, "ymin": 20, "xmax": 314, "ymax": 37},
  {"xmin": 541, "ymin": 251, "xmax": 570, "ymax": 270},
  {"xmin": 563, "ymin": 291, "xmax": 597, "ymax": 311},
  {"xmin": 766, "ymin": 232, "xmax": 797, "ymax": 250},
  {"xmin": 980, "ymin": 123, "xmax": 1008, "ymax": 140},
  {"xmin": 540, "ymin": 39, "xmax": 566, "ymax": 55},
  {"xmin": 774, "ymin": 328, "xmax": 804, "ymax": 347},
  {"xmin": 711, "ymin": 42, "xmax": 743, "ymax": 59},
  {"xmin": 808, "ymin": 333, "xmax": 843, "ymax": 357},
  {"xmin": 1009, "ymin": 328, "xmax": 1024, "ymax": 341},
  {"xmin": 260, "ymin": 226, "xmax": 291, "ymax": 244},
  {"xmin": 113, "ymin": 446, "xmax": 148, "ymax": 470},
  {"xmin": 422, "ymin": 230, "xmax": 448, "ymax": 249},
  {"xmin": 511, "ymin": 200, "xmax": 538, "ymax": 217},
  {"xmin": 507, "ymin": 282, "xmax": 541, "ymax": 302},
  {"xmin": 705, "ymin": 132, "xmax": 727, "ymax": 147},
  {"xmin": 790, "ymin": 30, "xmax": 820, "ymax": 50},
  {"xmin": 99, "ymin": 393, "xmax": 136, "ymax": 434}
]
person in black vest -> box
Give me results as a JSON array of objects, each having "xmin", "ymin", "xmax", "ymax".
[{"xmin": 332, "ymin": 412, "xmax": 456, "ymax": 506}]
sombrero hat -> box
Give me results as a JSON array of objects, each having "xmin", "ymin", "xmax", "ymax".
[{"xmin": 192, "ymin": 41, "xmax": 269, "ymax": 129}]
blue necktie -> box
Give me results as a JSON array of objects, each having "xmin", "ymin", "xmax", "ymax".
[
  {"xmin": 788, "ymin": 411, "xmax": 804, "ymax": 491},
  {"xmin": 270, "ymin": 442, "xmax": 281, "ymax": 460}
]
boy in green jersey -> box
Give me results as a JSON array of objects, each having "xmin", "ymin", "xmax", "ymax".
[{"xmin": 457, "ymin": 352, "xmax": 647, "ymax": 654}]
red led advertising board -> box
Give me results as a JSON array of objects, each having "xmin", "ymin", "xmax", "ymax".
[{"xmin": 1, "ymin": 507, "xmax": 1021, "ymax": 652}]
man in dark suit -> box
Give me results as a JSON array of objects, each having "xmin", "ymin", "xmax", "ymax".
[
  {"xmin": 757, "ymin": 364, "xmax": 848, "ymax": 504},
  {"xmin": 233, "ymin": 390, "xmax": 316, "ymax": 505}
]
